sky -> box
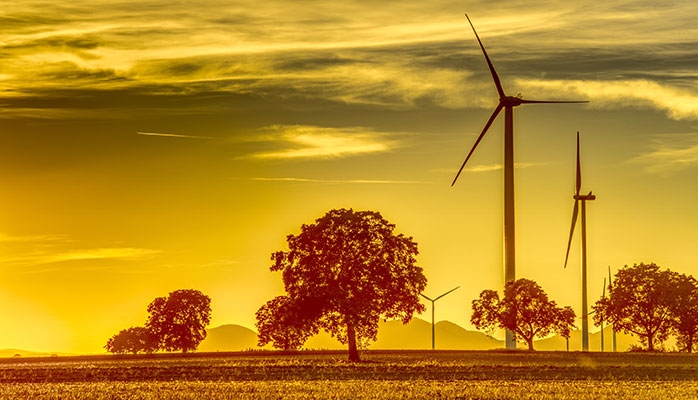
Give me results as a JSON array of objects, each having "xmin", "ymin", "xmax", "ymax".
[{"xmin": 2, "ymin": 0, "xmax": 698, "ymax": 354}]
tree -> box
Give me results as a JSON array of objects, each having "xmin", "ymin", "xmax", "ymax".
[
  {"xmin": 256, "ymin": 208, "xmax": 427, "ymax": 361},
  {"xmin": 592, "ymin": 263, "xmax": 677, "ymax": 351},
  {"xmin": 669, "ymin": 273, "xmax": 698, "ymax": 353},
  {"xmin": 255, "ymin": 295, "xmax": 321, "ymax": 350},
  {"xmin": 145, "ymin": 289, "xmax": 212, "ymax": 353},
  {"xmin": 104, "ymin": 326, "xmax": 158, "ymax": 354},
  {"xmin": 471, "ymin": 278, "xmax": 576, "ymax": 350}
]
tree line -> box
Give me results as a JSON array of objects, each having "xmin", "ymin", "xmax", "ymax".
[{"xmin": 105, "ymin": 208, "xmax": 698, "ymax": 358}]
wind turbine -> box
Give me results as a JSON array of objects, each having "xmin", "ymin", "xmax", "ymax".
[
  {"xmin": 452, "ymin": 14, "xmax": 588, "ymax": 349},
  {"xmin": 563, "ymin": 131, "xmax": 596, "ymax": 352},
  {"xmin": 608, "ymin": 265, "xmax": 617, "ymax": 352},
  {"xmin": 420, "ymin": 286, "xmax": 459, "ymax": 350},
  {"xmin": 600, "ymin": 277, "xmax": 606, "ymax": 351}
]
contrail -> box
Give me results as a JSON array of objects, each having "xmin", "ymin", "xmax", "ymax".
[{"xmin": 137, "ymin": 131, "xmax": 213, "ymax": 139}]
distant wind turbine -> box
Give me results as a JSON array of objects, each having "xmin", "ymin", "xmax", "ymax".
[
  {"xmin": 563, "ymin": 131, "xmax": 596, "ymax": 352},
  {"xmin": 420, "ymin": 286, "xmax": 459, "ymax": 350},
  {"xmin": 452, "ymin": 14, "xmax": 588, "ymax": 349}
]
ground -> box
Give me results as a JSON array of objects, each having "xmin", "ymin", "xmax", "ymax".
[{"xmin": 1, "ymin": 350, "xmax": 697, "ymax": 399}]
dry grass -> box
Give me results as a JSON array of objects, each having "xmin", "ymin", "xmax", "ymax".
[{"xmin": 1, "ymin": 350, "xmax": 697, "ymax": 399}]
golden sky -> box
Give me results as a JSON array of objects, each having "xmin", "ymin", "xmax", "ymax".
[{"xmin": 2, "ymin": 0, "xmax": 698, "ymax": 353}]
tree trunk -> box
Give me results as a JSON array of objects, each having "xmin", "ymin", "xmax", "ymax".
[
  {"xmin": 347, "ymin": 318, "xmax": 360, "ymax": 362},
  {"xmin": 688, "ymin": 335, "xmax": 693, "ymax": 353},
  {"xmin": 526, "ymin": 337, "xmax": 534, "ymax": 351},
  {"xmin": 647, "ymin": 331, "xmax": 654, "ymax": 351}
]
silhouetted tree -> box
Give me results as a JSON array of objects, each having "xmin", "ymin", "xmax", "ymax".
[
  {"xmin": 256, "ymin": 295, "xmax": 321, "ymax": 350},
  {"xmin": 669, "ymin": 273, "xmax": 698, "ymax": 353},
  {"xmin": 592, "ymin": 263, "xmax": 677, "ymax": 351},
  {"xmin": 146, "ymin": 289, "xmax": 212, "ymax": 353},
  {"xmin": 256, "ymin": 208, "xmax": 427, "ymax": 361},
  {"xmin": 105, "ymin": 326, "xmax": 158, "ymax": 354},
  {"xmin": 471, "ymin": 278, "xmax": 576, "ymax": 350}
]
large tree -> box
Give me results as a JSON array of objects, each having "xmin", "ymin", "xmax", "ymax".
[
  {"xmin": 592, "ymin": 263, "xmax": 677, "ymax": 351},
  {"xmin": 471, "ymin": 278, "xmax": 576, "ymax": 350},
  {"xmin": 104, "ymin": 326, "xmax": 159, "ymax": 354},
  {"xmin": 257, "ymin": 208, "xmax": 427, "ymax": 361},
  {"xmin": 146, "ymin": 289, "xmax": 212, "ymax": 353}
]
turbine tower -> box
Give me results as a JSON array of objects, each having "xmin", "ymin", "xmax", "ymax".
[
  {"xmin": 452, "ymin": 14, "xmax": 588, "ymax": 349},
  {"xmin": 608, "ymin": 266, "xmax": 617, "ymax": 352},
  {"xmin": 600, "ymin": 277, "xmax": 606, "ymax": 351},
  {"xmin": 563, "ymin": 131, "xmax": 596, "ymax": 352},
  {"xmin": 420, "ymin": 286, "xmax": 460, "ymax": 350}
]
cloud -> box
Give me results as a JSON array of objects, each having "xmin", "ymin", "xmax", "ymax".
[
  {"xmin": 249, "ymin": 177, "xmax": 425, "ymax": 184},
  {"xmin": 456, "ymin": 162, "xmax": 545, "ymax": 173},
  {"xmin": 0, "ymin": 247, "xmax": 161, "ymax": 266},
  {"xmin": 247, "ymin": 125, "xmax": 402, "ymax": 159},
  {"xmin": 631, "ymin": 133, "xmax": 698, "ymax": 174},
  {"xmin": 516, "ymin": 78, "xmax": 698, "ymax": 121},
  {"xmin": 137, "ymin": 131, "xmax": 212, "ymax": 139}
]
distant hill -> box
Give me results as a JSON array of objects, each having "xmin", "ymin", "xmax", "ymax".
[
  {"xmin": 302, "ymin": 318, "xmax": 503, "ymax": 351},
  {"xmin": 198, "ymin": 324, "xmax": 266, "ymax": 352},
  {"xmin": 534, "ymin": 326, "xmax": 637, "ymax": 352},
  {"xmin": 198, "ymin": 320, "xmax": 643, "ymax": 352},
  {"xmin": 0, "ymin": 349, "xmax": 62, "ymax": 358}
]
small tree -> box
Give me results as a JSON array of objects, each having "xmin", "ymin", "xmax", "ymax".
[
  {"xmin": 146, "ymin": 289, "xmax": 212, "ymax": 353},
  {"xmin": 105, "ymin": 326, "xmax": 158, "ymax": 354},
  {"xmin": 592, "ymin": 263, "xmax": 676, "ymax": 351},
  {"xmin": 471, "ymin": 278, "xmax": 576, "ymax": 350},
  {"xmin": 256, "ymin": 208, "xmax": 427, "ymax": 361}
]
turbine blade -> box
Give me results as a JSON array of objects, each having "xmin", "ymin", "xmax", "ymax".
[
  {"xmin": 451, "ymin": 104, "xmax": 504, "ymax": 186},
  {"xmin": 434, "ymin": 286, "xmax": 460, "ymax": 301},
  {"xmin": 603, "ymin": 277, "xmax": 606, "ymax": 298},
  {"xmin": 519, "ymin": 99, "xmax": 589, "ymax": 104},
  {"xmin": 420, "ymin": 293, "xmax": 433, "ymax": 301},
  {"xmin": 608, "ymin": 266, "xmax": 613, "ymax": 291},
  {"xmin": 563, "ymin": 200, "xmax": 579, "ymax": 268},
  {"xmin": 576, "ymin": 131, "xmax": 581, "ymax": 195},
  {"xmin": 465, "ymin": 14, "xmax": 505, "ymax": 98}
]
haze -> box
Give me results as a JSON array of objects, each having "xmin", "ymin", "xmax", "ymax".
[{"xmin": 2, "ymin": 0, "xmax": 698, "ymax": 353}]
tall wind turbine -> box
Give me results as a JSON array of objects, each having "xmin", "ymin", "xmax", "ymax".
[
  {"xmin": 608, "ymin": 266, "xmax": 617, "ymax": 352},
  {"xmin": 600, "ymin": 277, "xmax": 606, "ymax": 352},
  {"xmin": 563, "ymin": 131, "xmax": 596, "ymax": 352},
  {"xmin": 452, "ymin": 14, "xmax": 588, "ymax": 349},
  {"xmin": 420, "ymin": 286, "xmax": 459, "ymax": 350}
]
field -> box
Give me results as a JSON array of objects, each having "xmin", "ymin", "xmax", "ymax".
[{"xmin": 1, "ymin": 350, "xmax": 697, "ymax": 399}]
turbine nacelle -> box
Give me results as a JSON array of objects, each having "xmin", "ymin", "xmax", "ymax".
[
  {"xmin": 501, "ymin": 96, "xmax": 525, "ymax": 107},
  {"xmin": 574, "ymin": 192, "xmax": 596, "ymax": 201}
]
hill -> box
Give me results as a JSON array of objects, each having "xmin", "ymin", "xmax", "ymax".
[
  {"xmin": 0, "ymin": 349, "xmax": 62, "ymax": 358},
  {"xmin": 198, "ymin": 320, "xmax": 642, "ymax": 352},
  {"xmin": 198, "ymin": 324, "xmax": 265, "ymax": 352},
  {"xmin": 534, "ymin": 326, "xmax": 637, "ymax": 351}
]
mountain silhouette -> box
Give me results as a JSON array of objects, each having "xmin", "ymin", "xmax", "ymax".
[
  {"xmin": 194, "ymin": 320, "xmax": 641, "ymax": 352},
  {"xmin": 198, "ymin": 324, "xmax": 265, "ymax": 352}
]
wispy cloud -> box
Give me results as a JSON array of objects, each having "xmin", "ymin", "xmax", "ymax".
[
  {"xmin": 249, "ymin": 177, "xmax": 425, "ymax": 184},
  {"xmin": 137, "ymin": 131, "xmax": 212, "ymax": 139},
  {"xmin": 456, "ymin": 162, "xmax": 546, "ymax": 173},
  {"xmin": 517, "ymin": 78, "xmax": 698, "ymax": 121},
  {"xmin": 0, "ymin": 247, "xmax": 161, "ymax": 266},
  {"xmin": 631, "ymin": 133, "xmax": 698, "ymax": 174},
  {"xmin": 247, "ymin": 125, "xmax": 401, "ymax": 160}
]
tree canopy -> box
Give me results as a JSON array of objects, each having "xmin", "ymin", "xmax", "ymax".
[
  {"xmin": 471, "ymin": 278, "xmax": 576, "ymax": 350},
  {"xmin": 104, "ymin": 326, "xmax": 158, "ymax": 354},
  {"xmin": 256, "ymin": 208, "xmax": 427, "ymax": 361},
  {"xmin": 594, "ymin": 263, "xmax": 697, "ymax": 352},
  {"xmin": 145, "ymin": 289, "xmax": 212, "ymax": 353}
]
